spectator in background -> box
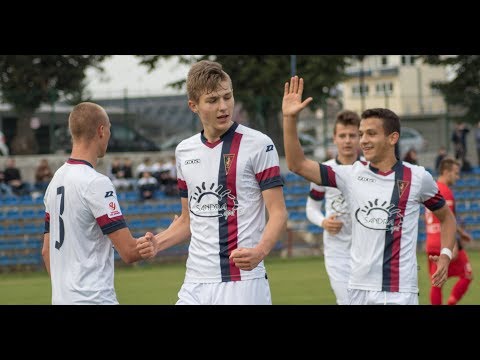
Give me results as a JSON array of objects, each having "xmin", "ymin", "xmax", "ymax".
[
  {"xmin": 34, "ymin": 158, "xmax": 54, "ymax": 194},
  {"xmin": 425, "ymin": 158, "xmax": 473, "ymax": 305},
  {"xmin": 137, "ymin": 171, "xmax": 158, "ymax": 200},
  {"xmin": 0, "ymin": 167, "xmax": 13, "ymax": 195},
  {"xmin": 3, "ymin": 158, "xmax": 30, "ymax": 196},
  {"xmin": 434, "ymin": 146, "xmax": 447, "ymax": 173},
  {"xmin": 452, "ymin": 122, "xmax": 470, "ymax": 163},
  {"xmin": 110, "ymin": 157, "xmax": 132, "ymax": 191},
  {"xmin": 475, "ymin": 121, "xmax": 480, "ymax": 167},
  {"xmin": 403, "ymin": 148, "xmax": 418, "ymax": 165},
  {"xmin": 136, "ymin": 157, "xmax": 153, "ymax": 178},
  {"xmin": 305, "ymin": 110, "xmax": 361, "ymax": 305}
]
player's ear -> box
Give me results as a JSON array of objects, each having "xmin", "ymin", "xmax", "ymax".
[{"xmin": 188, "ymin": 100, "xmax": 198, "ymax": 113}]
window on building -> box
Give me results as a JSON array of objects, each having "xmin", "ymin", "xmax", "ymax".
[
  {"xmin": 381, "ymin": 56, "xmax": 388, "ymax": 66},
  {"xmin": 352, "ymin": 84, "xmax": 369, "ymax": 97},
  {"xmin": 375, "ymin": 82, "xmax": 394, "ymax": 95},
  {"xmin": 401, "ymin": 55, "xmax": 415, "ymax": 65}
]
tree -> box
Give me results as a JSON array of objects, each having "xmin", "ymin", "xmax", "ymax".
[
  {"xmin": 0, "ymin": 55, "xmax": 108, "ymax": 154},
  {"xmin": 422, "ymin": 55, "xmax": 480, "ymax": 123},
  {"xmin": 137, "ymin": 55, "xmax": 350, "ymax": 155}
]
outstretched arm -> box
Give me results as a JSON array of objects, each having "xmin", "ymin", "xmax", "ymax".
[
  {"xmin": 137, "ymin": 197, "xmax": 191, "ymax": 258},
  {"xmin": 282, "ymin": 76, "xmax": 321, "ymax": 184}
]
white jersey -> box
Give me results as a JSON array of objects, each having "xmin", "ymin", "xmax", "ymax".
[
  {"xmin": 307, "ymin": 158, "xmax": 353, "ymax": 258},
  {"xmin": 44, "ymin": 159, "xmax": 127, "ymax": 304},
  {"xmin": 319, "ymin": 160, "xmax": 445, "ymax": 293},
  {"xmin": 176, "ymin": 122, "xmax": 283, "ymax": 283}
]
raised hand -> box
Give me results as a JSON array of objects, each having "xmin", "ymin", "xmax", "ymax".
[{"xmin": 282, "ymin": 76, "xmax": 313, "ymax": 117}]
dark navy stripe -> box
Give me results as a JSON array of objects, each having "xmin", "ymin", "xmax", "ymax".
[
  {"xmin": 382, "ymin": 162, "xmax": 403, "ymax": 291},
  {"xmin": 218, "ymin": 128, "xmax": 236, "ymax": 281},
  {"xmin": 179, "ymin": 189, "xmax": 188, "ymax": 198},
  {"xmin": 101, "ymin": 220, "xmax": 127, "ymax": 235},
  {"xmin": 258, "ymin": 175, "xmax": 283, "ymax": 191},
  {"xmin": 319, "ymin": 163, "xmax": 331, "ymax": 186}
]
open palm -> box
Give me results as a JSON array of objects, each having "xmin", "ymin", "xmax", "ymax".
[{"xmin": 282, "ymin": 76, "xmax": 313, "ymax": 117}]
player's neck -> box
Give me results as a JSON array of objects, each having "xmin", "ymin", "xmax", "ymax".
[
  {"xmin": 437, "ymin": 176, "xmax": 449, "ymax": 186},
  {"xmin": 337, "ymin": 153, "xmax": 357, "ymax": 165},
  {"xmin": 369, "ymin": 153, "xmax": 398, "ymax": 173},
  {"xmin": 70, "ymin": 145, "xmax": 97, "ymax": 168}
]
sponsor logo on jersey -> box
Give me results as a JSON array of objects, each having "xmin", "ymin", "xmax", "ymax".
[
  {"xmin": 224, "ymin": 154, "xmax": 235, "ymax": 175},
  {"xmin": 357, "ymin": 176, "xmax": 376, "ymax": 183},
  {"xmin": 107, "ymin": 201, "xmax": 121, "ymax": 218},
  {"xmin": 185, "ymin": 159, "xmax": 201, "ymax": 165},
  {"xmin": 189, "ymin": 181, "xmax": 238, "ymax": 219},
  {"xmin": 355, "ymin": 198, "xmax": 403, "ymax": 232},
  {"xmin": 105, "ymin": 191, "xmax": 114, "ymax": 198},
  {"xmin": 266, "ymin": 144, "xmax": 274, "ymax": 152}
]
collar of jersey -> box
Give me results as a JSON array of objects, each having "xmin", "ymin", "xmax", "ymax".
[
  {"xmin": 201, "ymin": 122, "xmax": 239, "ymax": 148},
  {"xmin": 67, "ymin": 158, "xmax": 94, "ymax": 168}
]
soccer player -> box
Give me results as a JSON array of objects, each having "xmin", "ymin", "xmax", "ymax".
[
  {"xmin": 425, "ymin": 157, "xmax": 473, "ymax": 305},
  {"xmin": 42, "ymin": 102, "xmax": 155, "ymax": 305},
  {"xmin": 306, "ymin": 110, "xmax": 361, "ymax": 305},
  {"xmin": 136, "ymin": 60, "xmax": 288, "ymax": 305},
  {"xmin": 282, "ymin": 76, "xmax": 457, "ymax": 305}
]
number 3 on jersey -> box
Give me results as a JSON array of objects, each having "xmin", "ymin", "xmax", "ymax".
[{"xmin": 56, "ymin": 186, "xmax": 65, "ymax": 250}]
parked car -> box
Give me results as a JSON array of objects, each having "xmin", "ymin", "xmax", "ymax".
[
  {"xmin": 54, "ymin": 123, "xmax": 160, "ymax": 153},
  {"xmin": 399, "ymin": 126, "xmax": 426, "ymax": 159},
  {"xmin": 0, "ymin": 131, "xmax": 9, "ymax": 156}
]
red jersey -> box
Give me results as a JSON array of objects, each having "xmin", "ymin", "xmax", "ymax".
[{"xmin": 425, "ymin": 181, "xmax": 454, "ymax": 254}]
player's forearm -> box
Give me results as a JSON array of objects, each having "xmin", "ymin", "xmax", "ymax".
[
  {"xmin": 440, "ymin": 210, "xmax": 457, "ymax": 254},
  {"xmin": 42, "ymin": 236, "xmax": 50, "ymax": 276},
  {"xmin": 306, "ymin": 198, "xmax": 325, "ymax": 227},
  {"xmin": 154, "ymin": 215, "xmax": 191, "ymax": 252},
  {"xmin": 256, "ymin": 207, "xmax": 288, "ymax": 258},
  {"xmin": 283, "ymin": 114, "xmax": 307, "ymax": 174}
]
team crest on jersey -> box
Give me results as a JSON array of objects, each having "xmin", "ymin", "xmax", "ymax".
[
  {"xmin": 397, "ymin": 180, "xmax": 410, "ymax": 198},
  {"xmin": 224, "ymin": 154, "xmax": 235, "ymax": 175},
  {"xmin": 189, "ymin": 181, "xmax": 239, "ymax": 219},
  {"xmin": 355, "ymin": 198, "xmax": 403, "ymax": 233}
]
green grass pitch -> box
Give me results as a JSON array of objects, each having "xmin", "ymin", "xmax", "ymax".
[{"xmin": 0, "ymin": 251, "xmax": 478, "ymax": 305}]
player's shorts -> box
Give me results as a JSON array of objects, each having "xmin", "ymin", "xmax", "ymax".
[
  {"xmin": 348, "ymin": 289, "xmax": 419, "ymax": 305},
  {"xmin": 176, "ymin": 276, "xmax": 271, "ymax": 305},
  {"xmin": 428, "ymin": 249, "xmax": 473, "ymax": 279},
  {"xmin": 324, "ymin": 255, "xmax": 350, "ymax": 305}
]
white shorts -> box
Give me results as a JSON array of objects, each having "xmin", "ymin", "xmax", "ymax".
[
  {"xmin": 176, "ymin": 277, "xmax": 271, "ymax": 305},
  {"xmin": 324, "ymin": 255, "xmax": 350, "ymax": 305},
  {"xmin": 348, "ymin": 289, "xmax": 419, "ymax": 305}
]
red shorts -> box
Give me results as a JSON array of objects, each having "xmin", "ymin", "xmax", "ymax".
[{"xmin": 428, "ymin": 249, "xmax": 473, "ymax": 279}]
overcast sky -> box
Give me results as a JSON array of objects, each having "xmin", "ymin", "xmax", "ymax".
[{"xmin": 85, "ymin": 55, "xmax": 190, "ymax": 99}]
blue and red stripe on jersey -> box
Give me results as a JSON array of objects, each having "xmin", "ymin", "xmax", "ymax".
[
  {"xmin": 217, "ymin": 125, "xmax": 242, "ymax": 282},
  {"xmin": 96, "ymin": 214, "xmax": 127, "ymax": 234}
]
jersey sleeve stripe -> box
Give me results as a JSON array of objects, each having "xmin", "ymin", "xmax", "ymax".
[
  {"xmin": 44, "ymin": 212, "xmax": 50, "ymax": 233},
  {"xmin": 320, "ymin": 164, "xmax": 337, "ymax": 187},
  {"xmin": 423, "ymin": 191, "xmax": 446, "ymax": 212},
  {"xmin": 96, "ymin": 214, "xmax": 127, "ymax": 234},
  {"xmin": 177, "ymin": 179, "xmax": 188, "ymax": 198},
  {"xmin": 256, "ymin": 166, "xmax": 283, "ymax": 190},
  {"xmin": 309, "ymin": 189, "xmax": 325, "ymax": 201}
]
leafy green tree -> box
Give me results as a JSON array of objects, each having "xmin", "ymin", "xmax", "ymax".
[
  {"xmin": 422, "ymin": 55, "xmax": 480, "ymax": 123},
  {"xmin": 137, "ymin": 55, "xmax": 350, "ymax": 155},
  {"xmin": 0, "ymin": 55, "xmax": 108, "ymax": 154}
]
